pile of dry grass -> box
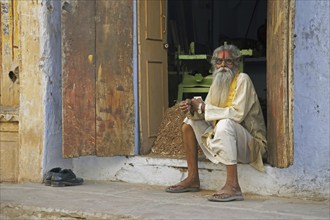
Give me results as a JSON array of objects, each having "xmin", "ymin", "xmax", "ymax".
[
  {"xmin": 150, "ymin": 104, "xmax": 204, "ymax": 158},
  {"xmin": 150, "ymin": 104, "xmax": 186, "ymax": 158}
]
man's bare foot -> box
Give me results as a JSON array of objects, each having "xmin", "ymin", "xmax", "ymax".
[{"xmin": 219, "ymin": 184, "xmax": 242, "ymax": 194}]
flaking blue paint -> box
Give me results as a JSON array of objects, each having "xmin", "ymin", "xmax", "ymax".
[{"xmin": 41, "ymin": 0, "xmax": 72, "ymax": 173}]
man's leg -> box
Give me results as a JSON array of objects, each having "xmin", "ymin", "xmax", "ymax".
[
  {"xmin": 181, "ymin": 123, "xmax": 200, "ymax": 187},
  {"xmin": 165, "ymin": 123, "xmax": 200, "ymax": 192},
  {"xmin": 223, "ymin": 164, "xmax": 241, "ymax": 193},
  {"xmin": 207, "ymin": 164, "xmax": 243, "ymax": 201},
  {"xmin": 205, "ymin": 119, "xmax": 249, "ymax": 201}
]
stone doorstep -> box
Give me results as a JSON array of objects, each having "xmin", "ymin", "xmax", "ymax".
[{"xmin": 73, "ymin": 156, "xmax": 329, "ymax": 201}]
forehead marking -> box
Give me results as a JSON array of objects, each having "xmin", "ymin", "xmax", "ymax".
[{"xmin": 219, "ymin": 50, "xmax": 231, "ymax": 58}]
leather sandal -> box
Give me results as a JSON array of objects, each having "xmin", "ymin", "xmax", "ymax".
[
  {"xmin": 208, "ymin": 192, "xmax": 244, "ymax": 202},
  {"xmin": 165, "ymin": 185, "xmax": 200, "ymax": 193}
]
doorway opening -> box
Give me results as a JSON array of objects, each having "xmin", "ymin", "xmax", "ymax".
[{"xmin": 150, "ymin": 0, "xmax": 267, "ymax": 158}]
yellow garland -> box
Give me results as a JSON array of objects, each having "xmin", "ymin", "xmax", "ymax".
[
  {"xmin": 213, "ymin": 73, "xmax": 239, "ymax": 127},
  {"xmin": 222, "ymin": 73, "xmax": 239, "ymax": 107}
]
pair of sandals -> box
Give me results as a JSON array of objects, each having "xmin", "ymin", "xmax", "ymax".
[{"xmin": 165, "ymin": 184, "xmax": 244, "ymax": 202}]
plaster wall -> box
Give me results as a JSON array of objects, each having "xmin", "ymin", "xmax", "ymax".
[
  {"xmin": 291, "ymin": 0, "xmax": 330, "ymax": 195},
  {"xmin": 0, "ymin": 0, "xmax": 20, "ymax": 182},
  {"xmin": 18, "ymin": 1, "xmax": 44, "ymax": 182},
  {"xmin": 39, "ymin": 0, "xmax": 72, "ymax": 173},
  {"xmin": 293, "ymin": 0, "xmax": 330, "ymax": 174},
  {"xmin": 15, "ymin": 0, "xmax": 72, "ymax": 182}
]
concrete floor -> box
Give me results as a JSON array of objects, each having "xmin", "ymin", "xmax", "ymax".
[{"xmin": 1, "ymin": 181, "xmax": 329, "ymax": 220}]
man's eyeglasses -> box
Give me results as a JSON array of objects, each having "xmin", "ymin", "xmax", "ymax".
[{"xmin": 213, "ymin": 58, "xmax": 234, "ymax": 65}]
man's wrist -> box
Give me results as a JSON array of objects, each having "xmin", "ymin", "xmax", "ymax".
[{"xmin": 202, "ymin": 103, "xmax": 205, "ymax": 113}]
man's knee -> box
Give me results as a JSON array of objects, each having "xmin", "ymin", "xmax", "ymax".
[
  {"xmin": 182, "ymin": 123, "xmax": 193, "ymax": 134},
  {"xmin": 215, "ymin": 119, "xmax": 236, "ymax": 135}
]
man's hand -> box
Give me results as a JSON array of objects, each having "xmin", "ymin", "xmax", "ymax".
[
  {"xmin": 191, "ymin": 98, "xmax": 203, "ymax": 112},
  {"xmin": 179, "ymin": 99, "xmax": 191, "ymax": 114}
]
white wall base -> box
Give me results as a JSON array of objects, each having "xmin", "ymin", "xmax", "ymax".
[{"xmin": 73, "ymin": 156, "xmax": 329, "ymax": 200}]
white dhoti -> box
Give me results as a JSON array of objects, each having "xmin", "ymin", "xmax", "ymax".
[{"xmin": 183, "ymin": 117, "xmax": 253, "ymax": 165}]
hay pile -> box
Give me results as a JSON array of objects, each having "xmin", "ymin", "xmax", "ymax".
[
  {"xmin": 150, "ymin": 104, "xmax": 186, "ymax": 158},
  {"xmin": 150, "ymin": 104, "xmax": 204, "ymax": 158}
]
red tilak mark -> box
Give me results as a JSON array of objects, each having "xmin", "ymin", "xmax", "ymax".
[{"xmin": 220, "ymin": 50, "xmax": 226, "ymax": 59}]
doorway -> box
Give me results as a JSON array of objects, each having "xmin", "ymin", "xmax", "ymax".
[
  {"xmin": 145, "ymin": 0, "xmax": 294, "ymax": 168},
  {"xmin": 150, "ymin": 0, "xmax": 268, "ymax": 158},
  {"xmin": 167, "ymin": 0, "xmax": 267, "ymax": 109}
]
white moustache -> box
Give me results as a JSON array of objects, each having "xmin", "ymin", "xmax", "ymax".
[
  {"xmin": 219, "ymin": 67, "xmax": 231, "ymax": 72},
  {"xmin": 213, "ymin": 67, "xmax": 233, "ymax": 77}
]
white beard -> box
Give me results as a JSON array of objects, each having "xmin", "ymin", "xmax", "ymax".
[{"xmin": 207, "ymin": 67, "xmax": 235, "ymax": 107}]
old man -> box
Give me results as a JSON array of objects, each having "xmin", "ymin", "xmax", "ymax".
[{"xmin": 166, "ymin": 44, "xmax": 267, "ymax": 202}]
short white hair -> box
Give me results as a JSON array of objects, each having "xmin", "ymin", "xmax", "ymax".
[{"xmin": 210, "ymin": 44, "xmax": 242, "ymax": 68}]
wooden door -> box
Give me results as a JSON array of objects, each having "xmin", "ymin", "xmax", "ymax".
[
  {"xmin": 62, "ymin": 0, "xmax": 134, "ymax": 157},
  {"xmin": 138, "ymin": 0, "xmax": 168, "ymax": 154},
  {"xmin": 62, "ymin": 0, "xmax": 96, "ymax": 157},
  {"xmin": 95, "ymin": 0, "xmax": 134, "ymax": 156},
  {"xmin": 266, "ymin": 0, "xmax": 295, "ymax": 168}
]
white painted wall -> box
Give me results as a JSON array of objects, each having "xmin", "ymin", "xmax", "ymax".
[
  {"xmin": 41, "ymin": 0, "xmax": 73, "ymax": 173},
  {"xmin": 43, "ymin": 0, "xmax": 329, "ymax": 200},
  {"xmin": 291, "ymin": 0, "xmax": 330, "ymax": 197}
]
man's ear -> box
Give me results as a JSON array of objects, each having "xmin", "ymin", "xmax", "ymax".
[{"xmin": 233, "ymin": 59, "xmax": 241, "ymax": 68}]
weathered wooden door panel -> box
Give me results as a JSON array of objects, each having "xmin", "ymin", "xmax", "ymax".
[
  {"xmin": 95, "ymin": 0, "xmax": 134, "ymax": 156},
  {"xmin": 138, "ymin": 0, "xmax": 168, "ymax": 154},
  {"xmin": 62, "ymin": 0, "xmax": 96, "ymax": 157},
  {"xmin": 146, "ymin": 61, "xmax": 165, "ymax": 138},
  {"xmin": 266, "ymin": 0, "xmax": 294, "ymax": 167},
  {"xmin": 62, "ymin": 0, "xmax": 135, "ymax": 157}
]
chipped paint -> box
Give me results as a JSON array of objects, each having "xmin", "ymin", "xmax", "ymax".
[
  {"xmin": 1, "ymin": 0, "xmax": 20, "ymax": 106},
  {"xmin": 88, "ymin": 54, "xmax": 93, "ymax": 63}
]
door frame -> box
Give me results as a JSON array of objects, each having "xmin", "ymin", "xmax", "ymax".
[{"xmin": 136, "ymin": 0, "xmax": 295, "ymax": 168}]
